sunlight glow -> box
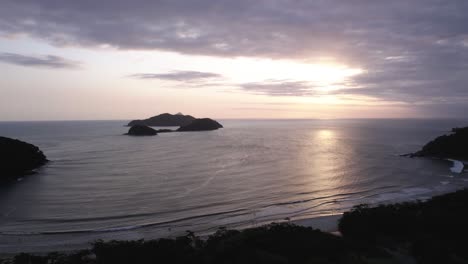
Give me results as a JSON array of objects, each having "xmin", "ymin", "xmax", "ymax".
[
  {"xmin": 317, "ymin": 129, "xmax": 335, "ymax": 141},
  {"xmin": 224, "ymin": 58, "xmax": 364, "ymax": 86}
]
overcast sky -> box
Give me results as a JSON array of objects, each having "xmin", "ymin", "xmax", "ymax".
[{"xmin": 1, "ymin": 0, "xmax": 468, "ymax": 120}]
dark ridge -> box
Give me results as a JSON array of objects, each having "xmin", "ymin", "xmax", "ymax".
[
  {"xmin": 0, "ymin": 136, "xmax": 48, "ymax": 182},
  {"xmin": 127, "ymin": 113, "xmax": 195, "ymax": 127},
  {"xmin": 125, "ymin": 125, "xmax": 157, "ymax": 136},
  {"xmin": 177, "ymin": 118, "xmax": 223, "ymax": 132},
  {"xmin": 412, "ymin": 125, "xmax": 468, "ymax": 159}
]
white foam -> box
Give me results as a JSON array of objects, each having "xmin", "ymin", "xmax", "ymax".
[
  {"xmin": 373, "ymin": 187, "xmax": 433, "ymax": 203},
  {"xmin": 447, "ymin": 159, "xmax": 464, "ymax": 173},
  {"xmin": 401, "ymin": 187, "xmax": 432, "ymax": 195},
  {"xmin": 98, "ymin": 225, "xmax": 141, "ymax": 232}
]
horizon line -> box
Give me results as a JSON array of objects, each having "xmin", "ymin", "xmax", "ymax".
[{"xmin": 0, "ymin": 117, "xmax": 467, "ymax": 123}]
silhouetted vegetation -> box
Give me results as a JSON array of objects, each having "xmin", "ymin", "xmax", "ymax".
[
  {"xmin": 0, "ymin": 136, "xmax": 48, "ymax": 182},
  {"xmin": 127, "ymin": 113, "xmax": 195, "ymax": 127},
  {"xmin": 0, "ymin": 223, "xmax": 389, "ymax": 264},
  {"xmin": 126, "ymin": 114, "xmax": 223, "ymax": 133},
  {"xmin": 414, "ymin": 126, "xmax": 468, "ymax": 159},
  {"xmin": 339, "ymin": 189, "xmax": 468, "ymax": 263},
  {"xmin": 4, "ymin": 190, "xmax": 468, "ymax": 263}
]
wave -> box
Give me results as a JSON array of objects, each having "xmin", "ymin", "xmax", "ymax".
[
  {"xmin": 0, "ymin": 188, "xmax": 400, "ymax": 237},
  {"xmin": 271, "ymin": 186, "xmax": 399, "ymax": 207},
  {"xmin": 0, "ymin": 208, "xmax": 249, "ymax": 236},
  {"xmin": 447, "ymin": 159, "xmax": 464, "ymax": 173}
]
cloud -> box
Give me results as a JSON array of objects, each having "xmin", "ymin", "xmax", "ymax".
[
  {"xmin": 4, "ymin": 1, "xmax": 468, "ymax": 61},
  {"xmin": 0, "ymin": 52, "xmax": 80, "ymax": 69},
  {"xmin": 239, "ymin": 80, "xmax": 319, "ymax": 96},
  {"xmin": 129, "ymin": 70, "xmax": 222, "ymax": 81},
  {"xmin": 332, "ymin": 49, "xmax": 468, "ymax": 103},
  {"xmin": 1, "ymin": 0, "xmax": 468, "ymax": 115}
]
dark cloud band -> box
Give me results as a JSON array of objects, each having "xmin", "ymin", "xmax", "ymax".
[
  {"xmin": 129, "ymin": 71, "xmax": 222, "ymax": 81},
  {"xmin": 0, "ymin": 52, "xmax": 80, "ymax": 69}
]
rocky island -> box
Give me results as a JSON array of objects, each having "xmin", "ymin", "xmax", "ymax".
[
  {"xmin": 126, "ymin": 113, "xmax": 223, "ymax": 135},
  {"xmin": 127, "ymin": 113, "xmax": 195, "ymax": 127},
  {"xmin": 177, "ymin": 118, "xmax": 223, "ymax": 132},
  {"xmin": 0, "ymin": 136, "xmax": 48, "ymax": 182},
  {"xmin": 126, "ymin": 125, "xmax": 158, "ymax": 136}
]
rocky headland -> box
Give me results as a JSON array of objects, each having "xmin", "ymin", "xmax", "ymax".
[
  {"xmin": 0, "ymin": 136, "xmax": 48, "ymax": 182},
  {"xmin": 412, "ymin": 125, "xmax": 468, "ymax": 159}
]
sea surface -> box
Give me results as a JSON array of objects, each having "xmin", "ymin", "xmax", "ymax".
[{"xmin": 1, "ymin": 119, "xmax": 467, "ymax": 253}]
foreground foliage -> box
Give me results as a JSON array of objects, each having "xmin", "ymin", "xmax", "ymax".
[
  {"xmin": 339, "ymin": 189, "xmax": 468, "ymax": 263},
  {"xmin": 0, "ymin": 224, "xmax": 386, "ymax": 264}
]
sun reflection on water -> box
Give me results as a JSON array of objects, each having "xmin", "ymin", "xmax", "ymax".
[
  {"xmin": 317, "ymin": 129, "xmax": 335, "ymax": 143},
  {"xmin": 296, "ymin": 128, "xmax": 355, "ymax": 217}
]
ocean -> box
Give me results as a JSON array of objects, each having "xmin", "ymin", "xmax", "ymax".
[{"xmin": 0, "ymin": 119, "xmax": 467, "ymax": 253}]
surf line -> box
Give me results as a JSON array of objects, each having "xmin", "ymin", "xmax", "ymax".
[{"xmin": 447, "ymin": 159, "xmax": 465, "ymax": 174}]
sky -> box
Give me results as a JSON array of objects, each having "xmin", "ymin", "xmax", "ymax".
[{"xmin": 1, "ymin": 0, "xmax": 468, "ymax": 121}]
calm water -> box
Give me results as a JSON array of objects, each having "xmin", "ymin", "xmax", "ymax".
[{"xmin": 1, "ymin": 119, "xmax": 467, "ymax": 253}]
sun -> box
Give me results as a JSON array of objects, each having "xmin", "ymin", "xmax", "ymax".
[{"xmin": 222, "ymin": 57, "xmax": 363, "ymax": 92}]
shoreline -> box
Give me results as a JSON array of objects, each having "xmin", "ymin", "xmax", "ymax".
[
  {"xmin": 1, "ymin": 180, "xmax": 466, "ymax": 255},
  {"xmin": 3, "ymin": 188, "xmax": 468, "ymax": 263},
  {"xmin": 0, "ymin": 214, "xmax": 342, "ymax": 257},
  {"xmin": 1, "ymin": 184, "xmax": 465, "ymax": 255}
]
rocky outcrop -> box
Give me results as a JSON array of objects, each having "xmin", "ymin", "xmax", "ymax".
[
  {"xmin": 126, "ymin": 125, "xmax": 158, "ymax": 136},
  {"xmin": 127, "ymin": 113, "xmax": 195, "ymax": 127},
  {"xmin": 177, "ymin": 118, "xmax": 223, "ymax": 132},
  {"xmin": 0, "ymin": 136, "xmax": 48, "ymax": 181},
  {"xmin": 412, "ymin": 126, "xmax": 468, "ymax": 159}
]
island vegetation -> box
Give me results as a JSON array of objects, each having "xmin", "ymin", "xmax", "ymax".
[
  {"xmin": 127, "ymin": 113, "xmax": 195, "ymax": 127},
  {"xmin": 125, "ymin": 115, "xmax": 223, "ymax": 135},
  {"xmin": 177, "ymin": 118, "xmax": 223, "ymax": 132}
]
